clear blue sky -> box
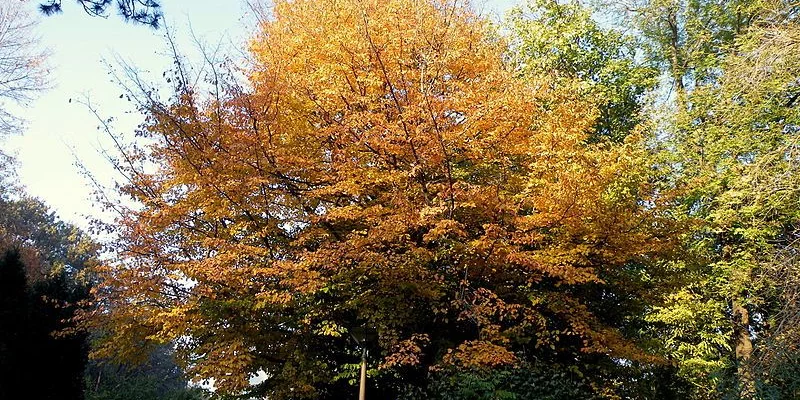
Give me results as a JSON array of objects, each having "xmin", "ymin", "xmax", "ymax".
[{"xmin": 7, "ymin": 0, "xmax": 519, "ymax": 229}]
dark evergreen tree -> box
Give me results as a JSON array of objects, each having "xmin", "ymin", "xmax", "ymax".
[
  {"xmin": 29, "ymin": 267, "xmax": 90, "ymax": 399},
  {"xmin": 0, "ymin": 194, "xmax": 94, "ymax": 399},
  {"xmin": 0, "ymin": 249, "xmax": 29, "ymax": 400},
  {"xmin": 0, "ymin": 248, "xmax": 89, "ymax": 400}
]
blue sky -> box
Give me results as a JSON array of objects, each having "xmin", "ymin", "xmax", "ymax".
[{"xmin": 7, "ymin": 0, "xmax": 519, "ymax": 229}]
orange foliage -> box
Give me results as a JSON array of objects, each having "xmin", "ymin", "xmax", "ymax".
[{"xmin": 89, "ymin": 0, "xmax": 675, "ymax": 395}]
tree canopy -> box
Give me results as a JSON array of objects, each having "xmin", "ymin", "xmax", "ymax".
[
  {"xmin": 5, "ymin": 0, "xmax": 800, "ymax": 398},
  {"xmin": 88, "ymin": 0, "xmax": 683, "ymax": 397}
]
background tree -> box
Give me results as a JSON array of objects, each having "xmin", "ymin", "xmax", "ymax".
[
  {"xmin": 0, "ymin": 249, "xmax": 29, "ymax": 400},
  {"xmin": 0, "ymin": 187, "xmax": 99, "ymax": 399},
  {"xmin": 676, "ymin": 2, "xmax": 800, "ymax": 397},
  {"xmin": 606, "ymin": 0, "xmax": 800, "ymax": 398},
  {"xmin": 0, "ymin": 246, "xmax": 90, "ymax": 400},
  {"xmin": 85, "ymin": 345, "xmax": 207, "ymax": 400},
  {"xmin": 508, "ymin": 0, "xmax": 658, "ymax": 142},
  {"xmin": 602, "ymin": 0, "xmax": 756, "ymax": 108},
  {"xmin": 0, "ymin": 194, "xmax": 97, "ymax": 277},
  {"xmin": 0, "ymin": 0, "xmax": 48, "ymax": 136},
  {"xmin": 0, "ymin": 191, "xmax": 205, "ymax": 399}
]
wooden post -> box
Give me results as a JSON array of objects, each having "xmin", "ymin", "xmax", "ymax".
[{"xmin": 359, "ymin": 346, "xmax": 367, "ymax": 400}]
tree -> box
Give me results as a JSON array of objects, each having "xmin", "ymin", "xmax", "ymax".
[
  {"xmin": 0, "ymin": 191, "xmax": 205, "ymax": 399},
  {"xmin": 85, "ymin": 345, "xmax": 208, "ymax": 400},
  {"xmin": 602, "ymin": 0, "xmax": 757, "ymax": 108},
  {"xmin": 682, "ymin": 4, "xmax": 800, "ymax": 397},
  {"xmin": 0, "ymin": 245, "xmax": 90, "ymax": 400},
  {"xmin": 622, "ymin": 0, "xmax": 800, "ymax": 398},
  {"xmin": 90, "ymin": 0, "xmax": 679, "ymax": 398},
  {"xmin": 0, "ymin": 194, "xmax": 98, "ymax": 280},
  {"xmin": 412, "ymin": 363, "xmax": 600, "ymax": 400},
  {"xmin": 0, "ymin": 249, "xmax": 29, "ymax": 400},
  {"xmin": 38, "ymin": 0, "xmax": 162, "ymax": 27},
  {"xmin": 0, "ymin": 192, "xmax": 97, "ymax": 399},
  {"xmin": 508, "ymin": 0, "xmax": 658, "ymax": 142},
  {"xmin": 0, "ymin": 0, "xmax": 48, "ymax": 135}
]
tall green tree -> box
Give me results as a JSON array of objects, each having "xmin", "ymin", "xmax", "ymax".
[
  {"xmin": 623, "ymin": 0, "xmax": 800, "ymax": 398},
  {"xmin": 603, "ymin": 0, "xmax": 757, "ymax": 108},
  {"xmin": 509, "ymin": 0, "xmax": 658, "ymax": 142}
]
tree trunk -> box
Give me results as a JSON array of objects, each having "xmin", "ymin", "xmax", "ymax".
[
  {"xmin": 667, "ymin": 11, "xmax": 686, "ymax": 110},
  {"xmin": 733, "ymin": 298, "xmax": 754, "ymax": 397}
]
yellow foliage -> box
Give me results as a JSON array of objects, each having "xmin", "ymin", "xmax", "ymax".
[{"xmin": 88, "ymin": 0, "xmax": 676, "ymax": 395}]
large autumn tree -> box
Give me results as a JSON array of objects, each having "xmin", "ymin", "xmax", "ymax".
[{"xmin": 91, "ymin": 0, "xmax": 678, "ymax": 398}]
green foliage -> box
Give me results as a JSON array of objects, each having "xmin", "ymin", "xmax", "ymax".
[
  {"xmin": 0, "ymin": 194, "xmax": 96, "ymax": 399},
  {"xmin": 418, "ymin": 365, "xmax": 598, "ymax": 400},
  {"xmin": 397, "ymin": 362, "xmax": 691, "ymax": 400},
  {"xmin": 754, "ymin": 352, "xmax": 800, "ymax": 400},
  {"xmin": 0, "ymin": 191, "xmax": 203, "ymax": 399},
  {"xmin": 603, "ymin": 0, "xmax": 758, "ymax": 94},
  {"xmin": 508, "ymin": 2, "xmax": 800, "ymax": 398},
  {"xmin": 0, "ymin": 176, "xmax": 98, "ymax": 400},
  {"xmin": 85, "ymin": 346, "xmax": 208, "ymax": 400},
  {"xmin": 0, "ymin": 194, "xmax": 98, "ymax": 279},
  {"xmin": 509, "ymin": 0, "xmax": 658, "ymax": 141},
  {"xmin": 638, "ymin": 1, "xmax": 800, "ymax": 397}
]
